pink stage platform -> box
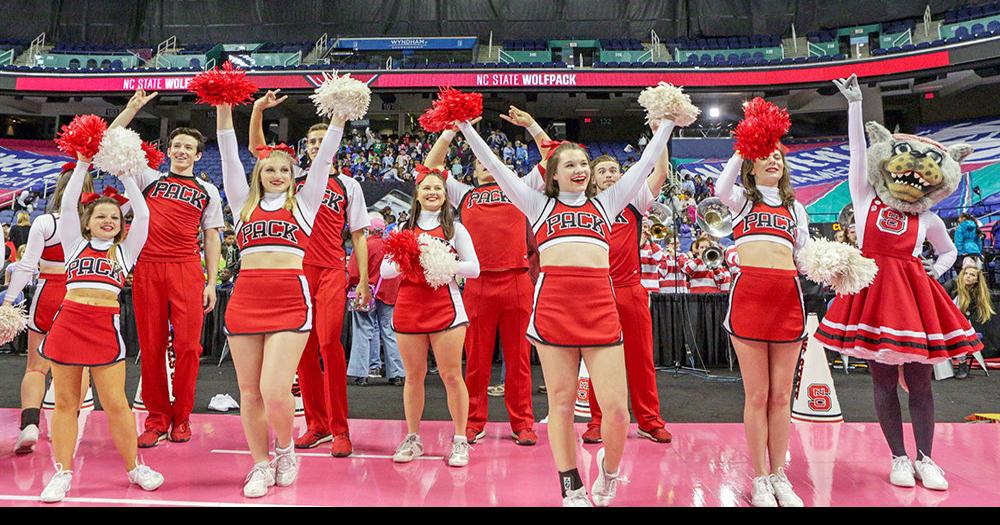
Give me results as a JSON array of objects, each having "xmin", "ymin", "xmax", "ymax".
[{"xmin": 1, "ymin": 408, "xmax": 998, "ymax": 507}]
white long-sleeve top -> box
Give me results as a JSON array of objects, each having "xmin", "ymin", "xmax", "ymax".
[
  {"xmin": 380, "ymin": 209, "xmax": 480, "ymax": 281},
  {"xmin": 5, "ymin": 213, "xmax": 59, "ymax": 303},
  {"xmin": 714, "ymin": 152, "xmax": 809, "ymax": 253},
  {"xmin": 843, "ymin": 100, "xmax": 957, "ymax": 275},
  {"xmin": 456, "ymin": 120, "xmax": 674, "ymax": 231},
  {"xmin": 219, "ymin": 125, "xmax": 341, "ymax": 222},
  {"xmin": 60, "ymin": 162, "xmax": 150, "ymax": 290}
]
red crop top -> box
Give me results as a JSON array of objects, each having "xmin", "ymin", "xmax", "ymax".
[
  {"xmin": 235, "ymin": 201, "xmax": 313, "ymax": 258},
  {"xmin": 531, "ymin": 198, "xmax": 613, "ymax": 253}
]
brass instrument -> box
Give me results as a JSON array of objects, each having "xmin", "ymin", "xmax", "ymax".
[
  {"xmin": 703, "ymin": 245, "xmax": 724, "ymax": 269},
  {"xmin": 647, "ymin": 202, "xmax": 674, "ymax": 241},
  {"xmin": 696, "ymin": 198, "xmax": 734, "ymax": 238}
]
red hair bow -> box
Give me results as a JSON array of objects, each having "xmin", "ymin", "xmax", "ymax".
[
  {"xmin": 255, "ymin": 143, "xmax": 297, "ymax": 160},
  {"xmin": 81, "ymin": 186, "xmax": 129, "ymax": 207},
  {"xmin": 414, "ymin": 164, "xmax": 450, "ymax": 185},
  {"xmin": 540, "ymin": 139, "xmax": 588, "ymax": 161},
  {"xmin": 61, "ymin": 162, "xmax": 77, "ymax": 173}
]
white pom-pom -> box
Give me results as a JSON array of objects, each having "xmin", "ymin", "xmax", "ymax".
[
  {"xmin": 797, "ymin": 238, "xmax": 878, "ymax": 295},
  {"xmin": 638, "ymin": 82, "xmax": 700, "ymax": 127},
  {"xmin": 310, "ymin": 72, "xmax": 371, "ymax": 121},
  {"xmin": 0, "ymin": 303, "xmax": 28, "ymax": 345},
  {"xmin": 418, "ymin": 233, "xmax": 459, "ymax": 289},
  {"xmin": 93, "ymin": 127, "xmax": 146, "ymax": 179}
]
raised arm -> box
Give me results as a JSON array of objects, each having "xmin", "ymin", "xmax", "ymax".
[
  {"xmin": 3, "ymin": 216, "xmax": 52, "ymax": 304},
  {"xmin": 833, "ymin": 75, "xmax": 874, "ymax": 205},
  {"xmin": 633, "ymin": 125, "xmax": 674, "ymax": 211},
  {"xmin": 248, "ymin": 90, "xmax": 289, "ymax": 156},
  {"xmin": 299, "ymin": 117, "xmax": 345, "ymax": 215},
  {"xmin": 428, "ymin": 129, "xmax": 473, "ymax": 204},
  {"xmin": 453, "ymin": 223, "xmax": 480, "ymax": 279},
  {"xmin": 598, "ymin": 119, "xmax": 675, "ymax": 217},
  {"xmin": 715, "ymin": 153, "xmax": 749, "ymax": 213},
  {"xmin": 58, "ymin": 161, "xmax": 91, "ymax": 250},
  {"xmin": 457, "ymin": 121, "xmax": 547, "ymax": 218},
  {"xmin": 120, "ymin": 175, "xmax": 150, "ymax": 262},
  {"xmin": 111, "ymin": 89, "xmax": 161, "ymax": 189},
  {"xmin": 925, "ymin": 213, "xmax": 958, "ymax": 279},
  {"xmin": 216, "ymin": 104, "xmax": 250, "ymax": 213}
]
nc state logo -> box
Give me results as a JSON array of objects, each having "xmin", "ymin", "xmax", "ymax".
[{"xmin": 876, "ymin": 207, "xmax": 908, "ymax": 235}]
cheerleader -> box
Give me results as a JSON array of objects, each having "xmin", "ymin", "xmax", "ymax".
[
  {"xmin": 5, "ymin": 164, "xmax": 93, "ymax": 455},
  {"xmin": 714, "ymin": 118, "xmax": 810, "ymax": 506},
  {"xmin": 216, "ymin": 100, "xmax": 345, "ymax": 496},
  {"xmin": 382, "ymin": 167, "xmax": 480, "ymax": 467},
  {"xmin": 457, "ymin": 115, "xmax": 673, "ymax": 507},
  {"xmin": 816, "ymin": 76, "xmax": 981, "ymax": 491},
  {"xmin": 38, "ymin": 156, "xmax": 162, "ymax": 503}
]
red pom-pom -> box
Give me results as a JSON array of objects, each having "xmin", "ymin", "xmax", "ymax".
[
  {"xmin": 418, "ymin": 87, "xmax": 483, "ymax": 133},
  {"xmin": 54, "ymin": 115, "xmax": 108, "ymax": 159},
  {"xmin": 187, "ymin": 61, "xmax": 258, "ymax": 106},
  {"xmin": 141, "ymin": 141, "xmax": 165, "ymax": 170},
  {"xmin": 384, "ymin": 229, "xmax": 425, "ymax": 283},
  {"xmin": 733, "ymin": 97, "xmax": 791, "ymax": 161}
]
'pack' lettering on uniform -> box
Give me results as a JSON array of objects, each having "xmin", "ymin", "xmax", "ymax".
[
  {"xmin": 140, "ymin": 173, "xmax": 222, "ymax": 263},
  {"xmin": 532, "ymin": 199, "xmax": 613, "ymax": 253}
]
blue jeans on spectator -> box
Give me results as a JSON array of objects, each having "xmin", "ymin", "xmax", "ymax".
[
  {"xmin": 369, "ymin": 314, "xmax": 382, "ymax": 370},
  {"xmin": 347, "ymin": 301, "xmax": 404, "ymax": 379}
]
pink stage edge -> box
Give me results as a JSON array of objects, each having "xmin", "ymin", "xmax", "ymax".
[{"xmin": 1, "ymin": 408, "xmax": 998, "ymax": 507}]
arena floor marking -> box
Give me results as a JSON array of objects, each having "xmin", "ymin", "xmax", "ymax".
[
  {"xmin": 210, "ymin": 449, "xmax": 447, "ymax": 461},
  {"xmin": 2, "ymin": 409, "xmax": 998, "ymax": 507}
]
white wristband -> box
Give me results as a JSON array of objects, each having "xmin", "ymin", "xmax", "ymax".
[
  {"xmin": 527, "ymin": 122, "xmax": 543, "ymax": 138},
  {"xmin": 440, "ymin": 130, "xmax": 457, "ymax": 141}
]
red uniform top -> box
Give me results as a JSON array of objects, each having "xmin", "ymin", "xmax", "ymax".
[
  {"xmin": 457, "ymin": 182, "xmax": 529, "ymax": 272},
  {"xmin": 531, "ymin": 199, "xmax": 612, "ymax": 253},
  {"xmin": 608, "ymin": 204, "xmax": 644, "ymax": 286},
  {"xmin": 40, "ymin": 243, "xmax": 63, "ymax": 265},
  {"xmin": 733, "ymin": 200, "xmax": 797, "ymax": 251},
  {"xmin": 139, "ymin": 172, "xmax": 224, "ymax": 263},
  {"xmin": 300, "ymin": 175, "xmax": 368, "ymax": 269},
  {"xmin": 348, "ymin": 235, "xmax": 400, "ymax": 305},
  {"xmin": 863, "ymin": 199, "xmax": 920, "ymax": 256},
  {"xmin": 65, "ymin": 242, "xmax": 128, "ymax": 294},
  {"xmin": 235, "ymin": 201, "xmax": 313, "ymax": 259}
]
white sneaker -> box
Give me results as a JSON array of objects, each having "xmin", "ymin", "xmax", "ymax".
[
  {"xmin": 242, "ymin": 461, "xmax": 275, "ymax": 498},
  {"xmin": 562, "ymin": 486, "xmax": 593, "ymax": 507},
  {"xmin": 127, "ymin": 464, "xmax": 164, "ymax": 491},
  {"xmin": 392, "ymin": 434, "xmax": 423, "ymax": 463},
  {"xmin": 40, "ymin": 465, "xmax": 72, "ymax": 503},
  {"xmin": 889, "ymin": 455, "xmax": 916, "ymax": 488},
  {"xmin": 447, "ymin": 438, "xmax": 471, "ymax": 467},
  {"xmin": 15, "ymin": 424, "xmax": 39, "ymax": 455},
  {"xmin": 272, "ymin": 444, "xmax": 299, "ymax": 487},
  {"xmin": 913, "ymin": 456, "xmax": 949, "ymax": 491},
  {"xmin": 768, "ymin": 468, "xmax": 804, "ymax": 507},
  {"xmin": 591, "ymin": 447, "xmax": 620, "ymax": 507},
  {"xmin": 751, "ymin": 475, "xmax": 778, "ymax": 507}
]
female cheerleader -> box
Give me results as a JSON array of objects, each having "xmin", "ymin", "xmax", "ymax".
[
  {"xmin": 38, "ymin": 154, "xmax": 162, "ymax": 503},
  {"xmin": 817, "ymin": 75, "xmax": 981, "ymax": 492},
  {"xmin": 383, "ymin": 167, "xmax": 480, "ymax": 467},
  {"xmin": 217, "ymin": 101, "xmax": 344, "ymax": 497},
  {"xmin": 457, "ymin": 114, "xmax": 672, "ymax": 506},
  {"xmin": 5, "ymin": 164, "xmax": 93, "ymax": 455},
  {"xmin": 715, "ymin": 126, "xmax": 810, "ymax": 506}
]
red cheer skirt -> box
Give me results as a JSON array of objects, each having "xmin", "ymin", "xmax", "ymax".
[
  {"xmin": 392, "ymin": 278, "xmax": 467, "ymax": 334},
  {"xmin": 28, "ymin": 273, "xmax": 67, "ymax": 334},
  {"xmin": 224, "ymin": 269, "xmax": 313, "ymax": 336},
  {"xmin": 723, "ymin": 266, "xmax": 806, "ymax": 343},
  {"xmin": 39, "ymin": 300, "xmax": 125, "ymax": 367},
  {"xmin": 527, "ymin": 266, "xmax": 623, "ymax": 348},
  {"xmin": 815, "ymin": 251, "xmax": 981, "ymax": 365}
]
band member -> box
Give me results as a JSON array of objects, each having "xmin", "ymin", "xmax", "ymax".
[
  {"xmin": 383, "ymin": 168, "xmax": 480, "ymax": 467},
  {"xmin": 658, "ymin": 239, "xmax": 689, "ymax": 294},
  {"xmin": 39, "ymin": 155, "xmax": 162, "ymax": 502},
  {"xmin": 249, "ymin": 90, "xmax": 370, "ymax": 454},
  {"xmin": 682, "ymin": 235, "xmax": 731, "ymax": 293},
  {"xmin": 5, "ymin": 165, "xmax": 94, "ymax": 454},
  {"xmin": 715, "ymin": 105, "xmax": 811, "ymax": 507},
  {"xmin": 112, "ymin": 89, "xmax": 224, "ymax": 447},
  {"xmin": 458, "ymin": 113, "xmax": 673, "ymax": 506}
]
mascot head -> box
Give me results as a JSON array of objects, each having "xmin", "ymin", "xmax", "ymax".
[{"xmin": 865, "ymin": 122, "xmax": 973, "ymax": 214}]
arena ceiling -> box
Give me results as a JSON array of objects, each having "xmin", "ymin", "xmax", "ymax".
[{"xmin": 0, "ymin": 0, "xmax": 979, "ymax": 45}]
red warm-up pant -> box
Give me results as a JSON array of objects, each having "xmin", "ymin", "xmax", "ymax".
[
  {"xmin": 463, "ymin": 269, "xmax": 535, "ymax": 433},
  {"xmin": 133, "ymin": 260, "xmax": 206, "ymax": 432},
  {"xmin": 587, "ymin": 282, "xmax": 665, "ymax": 432},
  {"xmin": 296, "ymin": 263, "xmax": 350, "ymax": 436}
]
